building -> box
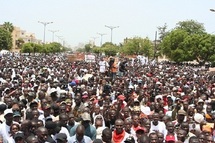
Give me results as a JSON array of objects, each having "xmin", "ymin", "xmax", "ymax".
[{"xmin": 11, "ymin": 26, "xmax": 42, "ymax": 52}]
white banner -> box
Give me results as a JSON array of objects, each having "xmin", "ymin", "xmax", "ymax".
[{"xmin": 85, "ymin": 54, "xmax": 96, "ymax": 62}]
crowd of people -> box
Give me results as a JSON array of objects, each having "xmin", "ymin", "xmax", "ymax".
[{"xmin": 0, "ymin": 53, "xmax": 214, "ymax": 143}]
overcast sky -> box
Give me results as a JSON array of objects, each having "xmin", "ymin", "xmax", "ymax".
[{"xmin": 1, "ymin": 0, "xmax": 215, "ymax": 48}]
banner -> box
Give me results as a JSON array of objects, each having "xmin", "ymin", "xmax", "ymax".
[{"xmin": 85, "ymin": 54, "xmax": 96, "ymax": 62}]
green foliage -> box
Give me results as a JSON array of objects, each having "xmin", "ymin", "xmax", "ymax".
[
  {"xmin": 160, "ymin": 20, "xmax": 215, "ymax": 64},
  {"xmin": 176, "ymin": 20, "xmax": 205, "ymax": 35},
  {"xmin": 92, "ymin": 46, "xmax": 103, "ymax": 54},
  {"xmin": 122, "ymin": 37, "xmax": 153, "ymax": 57},
  {"xmin": 157, "ymin": 23, "xmax": 168, "ymax": 41},
  {"xmin": 0, "ymin": 28, "xmax": 12, "ymax": 50},
  {"xmin": 3, "ymin": 22, "xmax": 14, "ymax": 33},
  {"xmin": 85, "ymin": 44, "xmax": 92, "ymax": 52},
  {"xmin": 16, "ymin": 38, "xmax": 25, "ymax": 49},
  {"xmin": 91, "ymin": 42, "xmax": 118, "ymax": 56},
  {"xmin": 101, "ymin": 42, "xmax": 119, "ymax": 56},
  {"xmin": 21, "ymin": 42, "xmax": 63, "ymax": 54},
  {"xmin": 21, "ymin": 43, "xmax": 34, "ymax": 54}
]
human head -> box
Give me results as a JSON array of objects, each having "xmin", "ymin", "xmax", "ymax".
[
  {"xmin": 81, "ymin": 112, "xmax": 91, "ymax": 129},
  {"xmin": 56, "ymin": 133, "xmax": 67, "ymax": 143},
  {"xmin": 10, "ymin": 123, "xmax": 20, "ymax": 135},
  {"xmin": 36, "ymin": 127, "xmax": 48, "ymax": 143},
  {"xmin": 189, "ymin": 136, "xmax": 199, "ymax": 143},
  {"xmin": 177, "ymin": 129, "xmax": 186, "ymax": 142},
  {"xmin": 13, "ymin": 131, "xmax": 25, "ymax": 143},
  {"xmin": 76, "ymin": 125, "xmax": 85, "ymax": 142},
  {"xmin": 115, "ymin": 119, "xmax": 124, "ymax": 134},
  {"xmin": 26, "ymin": 136, "xmax": 39, "ymax": 143},
  {"xmin": 137, "ymin": 135, "xmax": 149, "ymax": 143},
  {"xmin": 124, "ymin": 119, "xmax": 132, "ymax": 133},
  {"xmin": 166, "ymin": 121, "xmax": 174, "ymax": 134},
  {"xmin": 59, "ymin": 113, "xmax": 69, "ymax": 127},
  {"xmin": 157, "ymin": 132, "xmax": 164, "ymax": 143},
  {"xmin": 102, "ymin": 128, "xmax": 112, "ymax": 143},
  {"xmin": 149, "ymin": 132, "xmax": 158, "ymax": 143},
  {"xmin": 152, "ymin": 113, "xmax": 159, "ymax": 125},
  {"xmin": 4, "ymin": 108, "xmax": 14, "ymax": 125},
  {"xmin": 180, "ymin": 122, "xmax": 189, "ymax": 135}
]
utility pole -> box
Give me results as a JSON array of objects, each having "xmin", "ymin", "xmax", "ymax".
[
  {"xmin": 91, "ymin": 37, "xmax": 99, "ymax": 46},
  {"xmin": 97, "ymin": 33, "xmax": 106, "ymax": 46},
  {"xmin": 38, "ymin": 21, "xmax": 53, "ymax": 44},
  {"xmin": 105, "ymin": 25, "xmax": 119, "ymax": 43},
  {"xmin": 154, "ymin": 31, "xmax": 157, "ymax": 60},
  {"xmin": 49, "ymin": 30, "xmax": 59, "ymax": 42}
]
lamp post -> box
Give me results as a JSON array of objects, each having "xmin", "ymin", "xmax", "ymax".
[
  {"xmin": 38, "ymin": 21, "xmax": 53, "ymax": 44},
  {"xmin": 105, "ymin": 25, "xmax": 119, "ymax": 43},
  {"xmin": 97, "ymin": 33, "xmax": 106, "ymax": 46},
  {"xmin": 49, "ymin": 30, "xmax": 59, "ymax": 42},
  {"xmin": 154, "ymin": 31, "xmax": 157, "ymax": 60},
  {"xmin": 56, "ymin": 35, "xmax": 63, "ymax": 45},
  {"xmin": 91, "ymin": 37, "xmax": 99, "ymax": 46}
]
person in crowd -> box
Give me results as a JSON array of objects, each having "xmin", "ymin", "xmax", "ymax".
[
  {"xmin": 1, "ymin": 53, "xmax": 215, "ymax": 143},
  {"xmin": 68, "ymin": 124, "xmax": 92, "ymax": 143}
]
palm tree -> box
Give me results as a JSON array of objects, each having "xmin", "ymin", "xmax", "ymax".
[{"xmin": 3, "ymin": 22, "xmax": 14, "ymax": 33}]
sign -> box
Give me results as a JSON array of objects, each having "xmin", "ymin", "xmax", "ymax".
[
  {"xmin": 67, "ymin": 53, "xmax": 84, "ymax": 62},
  {"xmin": 85, "ymin": 54, "xmax": 96, "ymax": 62}
]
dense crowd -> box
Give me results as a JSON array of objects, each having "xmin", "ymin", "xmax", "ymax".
[{"xmin": 0, "ymin": 53, "xmax": 214, "ymax": 143}]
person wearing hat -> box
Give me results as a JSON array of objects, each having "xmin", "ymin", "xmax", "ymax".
[
  {"xmin": 38, "ymin": 104, "xmax": 53, "ymax": 124},
  {"xmin": 165, "ymin": 134, "xmax": 175, "ymax": 143},
  {"xmin": 56, "ymin": 133, "xmax": 67, "ymax": 143},
  {"xmin": 0, "ymin": 108, "xmax": 14, "ymax": 143},
  {"xmin": 13, "ymin": 111, "xmax": 21, "ymax": 123},
  {"xmin": 174, "ymin": 110, "xmax": 187, "ymax": 127},
  {"xmin": 113, "ymin": 95, "xmax": 127, "ymax": 109},
  {"xmin": 13, "ymin": 131, "xmax": 25, "ymax": 143},
  {"xmin": 70, "ymin": 112, "xmax": 96, "ymax": 140},
  {"xmin": 124, "ymin": 136, "xmax": 135, "ymax": 143},
  {"xmin": 135, "ymin": 127, "xmax": 145, "ymax": 141}
]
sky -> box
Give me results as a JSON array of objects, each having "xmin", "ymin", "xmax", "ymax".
[{"xmin": 1, "ymin": 0, "xmax": 215, "ymax": 49}]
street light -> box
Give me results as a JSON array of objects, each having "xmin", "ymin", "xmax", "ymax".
[
  {"xmin": 91, "ymin": 37, "xmax": 99, "ymax": 46},
  {"xmin": 38, "ymin": 21, "xmax": 53, "ymax": 44},
  {"xmin": 49, "ymin": 30, "xmax": 59, "ymax": 42},
  {"xmin": 56, "ymin": 35, "xmax": 64, "ymax": 45},
  {"xmin": 97, "ymin": 33, "xmax": 106, "ymax": 46},
  {"xmin": 105, "ymin": 25, "xmax": 119, "ymax": 43}
]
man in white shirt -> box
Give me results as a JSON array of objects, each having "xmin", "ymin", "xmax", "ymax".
[
  {"xmin": 150, "ymin": 113, "xmax": 166, "ymax": 135},
  {"xmin": 98, "ymin": 58, "xmax": 109, "ymax": 75},
  {"xmin": 0, "ymin": 109, "xmax": 14, "ymax": 143}
]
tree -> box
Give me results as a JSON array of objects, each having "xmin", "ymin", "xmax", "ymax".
[
  {"xmin": 122, "ymin": 37, "xmax": 153, "ymax": 57},
  {"xmin": 21, "ymin": 43, "xmax": 34, "ymax": 55},
  {"xmin": 84, "ymin": 44, "xmax": 92, "ymax": 53},
  {"xmin": 161, "ymin": 29, "xmax": 191, "ymax": 62},
  {"xmin": 160, "ymin": 20, "xmax": 215, "ymax": 64},
  {"xmin": 16, "ymin": 38, "xmax": 25, "ymax": 49},
  {"xmin": 184, "ymin": 33, "xmax": 215, "ymax": 65},
  {"xmin": 157, "ymin": 23, "xmax": 168, "ymax": 41},
  {"xmin": 0, "ymin": 28, "xmax": 12, "ymax": 50},
  {"xmin": 101, "ymin": 42, "xmax": 119, "ymax": 56},
  {"xmin": 176, "ymin": 20, "xmax": 205, "ymax": 35},
  {"xmin": 3, "ymin": 22, "xmax": 14, "ymax": 33}
]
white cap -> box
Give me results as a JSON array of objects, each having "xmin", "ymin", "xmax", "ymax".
[{"xmin": 4, "ymin": 109, "xmax": 13, "ymax": 116}]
